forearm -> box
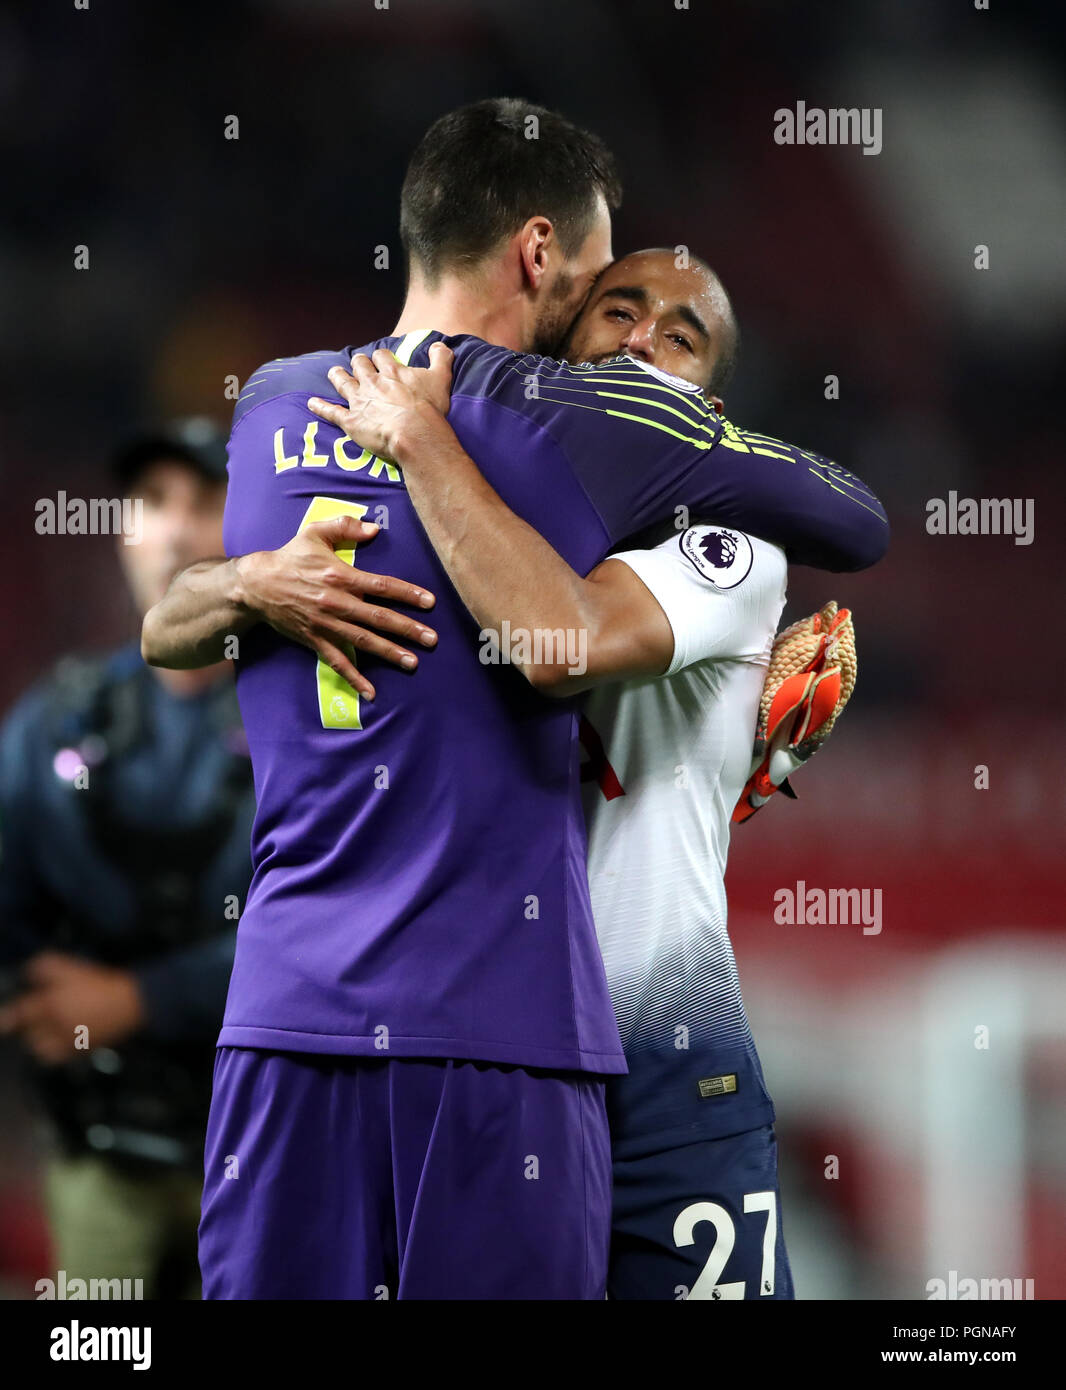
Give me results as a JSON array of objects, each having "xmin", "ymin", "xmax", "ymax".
[
  {"xmin": 395, "ymin": 416, "xmax": 603, "ymax": 687},
  {"xmin": 141, "ymin": 557, "xmax": 256, "ymax": 669},
  {"xmin": 307, "ymin": 351, "xmax": 671, "ymax": 692}
]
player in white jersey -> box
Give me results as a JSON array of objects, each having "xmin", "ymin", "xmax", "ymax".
[
  {"xmin": 580, "ymin": 524, "xmax": 791, "ymax": 1298},
  {"xmin": 228, "ymin": 248, "xmax": 876, "ymax": 1297},
  {"xmin": 583, "ymin": 526, "xmax": 784, "ymax": 1101}
]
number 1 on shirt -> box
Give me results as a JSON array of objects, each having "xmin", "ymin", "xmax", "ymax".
[{"xmin": 295, "ymin": 496, "xmax": 369, "ymax": 730}]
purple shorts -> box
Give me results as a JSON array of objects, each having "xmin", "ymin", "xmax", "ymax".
[{"xmin": 199, "ymin": 1047, "xmax": 611, "ymax": 1299}]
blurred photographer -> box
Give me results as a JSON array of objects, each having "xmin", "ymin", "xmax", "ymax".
[{"xmin": 0, "ymin": 421, "xmax": 253, "ymax": 1299}]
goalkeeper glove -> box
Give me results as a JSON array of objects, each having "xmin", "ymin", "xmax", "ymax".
[{"xmin": 733, "ymin": 600, "xmax": 856, "ymax": 824}]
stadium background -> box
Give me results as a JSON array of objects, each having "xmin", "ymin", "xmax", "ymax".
[{"xmin": 1, "ymin": 0, "xmax": 1063, "ymax": 1299}]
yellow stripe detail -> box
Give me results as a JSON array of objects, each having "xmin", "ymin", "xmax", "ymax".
[
  {"xmin": 594, "ymin": 390, "xmax": 718, "ymax": 438},
  {"xmin": 807, "ymin": 470, "xmax": 888, "ymax": 518},
  {"xmin": 604, "ymin": 408, "xmax": 714, "ymax": 449},
  {"xmin": 751, "ymin": 445, "xmax": 796, "ymax": 462},
  {"xmin": 394, "ymin": 329, "xmax": 432, "ymax": 366},
  {"xmin": 510, "ymin": 367, "xmax": 718, "ymax": 417}
]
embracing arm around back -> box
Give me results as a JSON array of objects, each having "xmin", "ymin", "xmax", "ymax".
[
  {"xmin": 141, "ymin": 517, "xmax": 439, "ymax": 701},
  {"xmin": 309, "ymin": 346, "xmax": 676, "ymax": 696}
]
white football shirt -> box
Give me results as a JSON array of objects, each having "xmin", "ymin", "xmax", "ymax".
[{"xmin": 580, "ymin": 523, "xmax": 787, "ymax": 1150}]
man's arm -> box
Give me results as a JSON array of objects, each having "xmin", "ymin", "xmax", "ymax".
[
  {"xmin": 0, "ymin": 697, "xmax": 145, "ymax": 1061},
  {"xmin": 310, "ymin": 347, "xmax": 676, "ymax": 695},
  {"xmin": 437, "ymin": 337, "xmax": 888, "ymax": 572},
  {"xmin": 142, "ymin": 516, "xmax": 439, "ymax": 701},
  {"xmin": 140, "ymin": 555, "xmax": 257, "ymax": 670}
]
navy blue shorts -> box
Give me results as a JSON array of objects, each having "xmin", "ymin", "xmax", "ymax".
[
  {"xmin": 608, "ymin": 1124, "xmax": 794, "ymax": 1300},
  {"xmin": 199, "ymin": 1047, "xmax": 611, "ymax": 1300}
]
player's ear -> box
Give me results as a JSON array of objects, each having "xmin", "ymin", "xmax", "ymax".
[
  {"xmin": 708, "ymin": 394, "xmax": 725, "ymax": 415},
  {"xmin": 517, "ymin": 217, "xmax": 553, "ymax": 290}
]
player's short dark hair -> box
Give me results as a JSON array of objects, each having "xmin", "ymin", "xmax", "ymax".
[{"xmin": 400, "ymin": 98, "xmax": 622, "ymax": 284}]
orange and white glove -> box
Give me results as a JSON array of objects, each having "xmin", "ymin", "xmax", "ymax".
[{"xmin": 733, "ymin": 601, "xmax": 856, "ymax": 824}]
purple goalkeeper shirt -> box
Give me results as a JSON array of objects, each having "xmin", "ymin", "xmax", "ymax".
[{"xmin": 219, "ymin": 332, "xmax": 887, "ymax": 1071}]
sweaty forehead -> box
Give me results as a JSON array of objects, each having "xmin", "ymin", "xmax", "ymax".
[{"xmin": 597, "ymin": 250, "xmax": 716, "ymax": 305}]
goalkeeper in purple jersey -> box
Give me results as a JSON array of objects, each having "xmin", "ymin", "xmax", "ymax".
[
  {"xmin": 302, "ymin": 247, "xmax": 864, "ymax": 1300},
  {"xmin": 144, "ymin": 102, "xmax": 886, "ymax": 1300}
]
